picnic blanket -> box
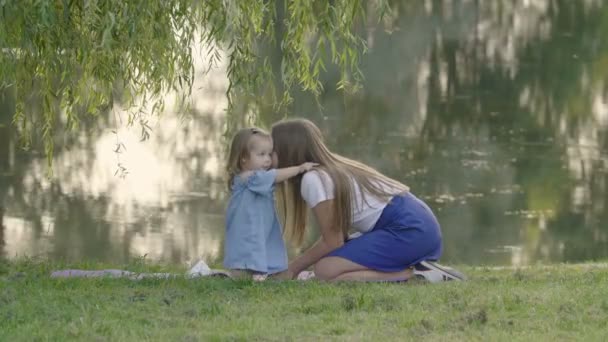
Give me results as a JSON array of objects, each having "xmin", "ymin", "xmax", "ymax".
[{"xmin": 50, "ymin": 260, "xmax": 316, "ymax": 281}]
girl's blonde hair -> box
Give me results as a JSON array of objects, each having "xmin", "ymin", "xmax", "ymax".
[
  {"xmin": 271, "ymin": 118, "xmax": 409, "ymax": 245},
  {"xmin": 226, "ymin": 127, "xmax": 271, "ymax": 191}
]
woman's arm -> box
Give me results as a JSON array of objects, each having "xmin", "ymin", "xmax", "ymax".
[{"xmin": 288, "ymin": 199, "xmax": 344, "ymax": 276}]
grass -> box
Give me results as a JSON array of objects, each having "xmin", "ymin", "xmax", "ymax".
[{"xmin": 1, "ymin": 259, "xmax": 608, "ymax": 341}]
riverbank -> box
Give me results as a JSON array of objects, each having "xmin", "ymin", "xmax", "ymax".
[{"xmin": 1, "ymin": 259, "xmax": 607, "ymax": 340}]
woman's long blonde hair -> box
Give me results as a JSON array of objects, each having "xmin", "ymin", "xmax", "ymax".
[
  {"xmin": 271, "ymin": 118, "xmax": 409, "ymax": 245},
  {"xmin": 225, "ymin": 127, "xmax": 270, "ymax": 191}
]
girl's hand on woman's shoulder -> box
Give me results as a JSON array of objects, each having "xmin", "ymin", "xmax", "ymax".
[{"xmin": 299, "ymin": 162, "xmax": 319, "ymax": 173}]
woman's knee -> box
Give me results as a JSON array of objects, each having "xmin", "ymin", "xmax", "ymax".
[{"xmin": 314, "ymin": 256, "xmax": 364, "ymax": 281}]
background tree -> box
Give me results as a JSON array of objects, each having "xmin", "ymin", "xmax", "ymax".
[{"xmin": 0, "ymin": 0, "xmax": 390, "ymax": 167}]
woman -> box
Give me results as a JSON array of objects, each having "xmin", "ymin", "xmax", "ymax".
[{"xmin": 271, "ymin": 118, "xmax": 464, "ymax": 282}]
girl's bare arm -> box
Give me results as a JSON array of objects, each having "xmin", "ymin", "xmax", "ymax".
[
  {"xmin": 274, "ymin": 162, "xmax": 318, "ymax": 183},
  {"xmin": 238, "ymin": 162, "xmax": 317, "ymax": 184}
]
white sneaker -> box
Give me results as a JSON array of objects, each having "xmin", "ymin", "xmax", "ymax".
[
  {"xmin": 187, "ymin": 260, "xmax": 232, "ymax": 278},
  {"xmin": 187, "ymin": 260, "xmax": 212, "ymax": 277},
  {"xmin": 413, "ymin": 269, "xmax": 446, "ymax": 283},
  {"xmin": 252, "ymin": 274, "xmax": 268, "ymax": 282},
  {"xmin": 414, "ymin": 261, "xmax": 466, "ymax": 283}
]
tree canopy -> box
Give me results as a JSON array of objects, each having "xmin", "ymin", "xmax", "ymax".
[{"xmin": 0, "ymin": 0, "xmax": 390, "ymax": 166}]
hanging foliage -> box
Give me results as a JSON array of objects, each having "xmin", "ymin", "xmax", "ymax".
[{"xmin": 0, "ymin": 0, "xmax": 390, "ymax": 166}]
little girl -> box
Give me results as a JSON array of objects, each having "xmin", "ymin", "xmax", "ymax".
[{"xmin": 224, "ymin": 127, "xmax": 316, "ymax": 280}]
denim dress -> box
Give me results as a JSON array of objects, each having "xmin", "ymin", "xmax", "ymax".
[{"xmin": 223, "ymin": 170, "xmax": 288, "ymax": 274}]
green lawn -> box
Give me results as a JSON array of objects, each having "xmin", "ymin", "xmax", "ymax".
[{"xmin": 1, "ymin": 259, "xmax": 607, "ymax": 341}]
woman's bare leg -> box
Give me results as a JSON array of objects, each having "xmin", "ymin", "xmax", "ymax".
[
  {"xmin": 314, "ymin": 256, "xmax": 412, "ymax": 282},
  {"xmin": 332, "ymin": 268, "xmax": 413, "ymax": 282}
]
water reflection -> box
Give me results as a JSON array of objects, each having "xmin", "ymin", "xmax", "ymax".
[
  {"xmin": 1, "ymin": 41, "xmax": 230, "ymax": 264},
  {"xmin": 1, "ymin": 0, "xmax": 607, "ymax": 266}
]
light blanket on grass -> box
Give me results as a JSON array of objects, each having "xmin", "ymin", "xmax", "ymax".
[{"xmin": 50, "ymin": 260, "xmax": 316, "ymax": 281}]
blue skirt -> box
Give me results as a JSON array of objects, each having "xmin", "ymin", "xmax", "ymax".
[{"xmin": 327, "ymin": 192, "xmax": 442, "ymax": 272}]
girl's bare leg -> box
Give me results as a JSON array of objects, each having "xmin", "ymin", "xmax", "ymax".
[{"xmin": 228, "ymin": 269, "xmax": 268, "ymax": 281}]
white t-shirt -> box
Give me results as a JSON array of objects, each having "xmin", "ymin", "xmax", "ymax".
[{"xmin": 300, "ymin": 170, "xmax": 393, "ymax": 233}]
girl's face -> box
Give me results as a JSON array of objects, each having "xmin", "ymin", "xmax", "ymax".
[{"xmin": 242, "ymin": 136, "xmax": 273, "ymax": 171}]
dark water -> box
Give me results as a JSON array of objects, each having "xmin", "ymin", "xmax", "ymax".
[{"xmin": 1, "ymin": 0, "xmax": 607, "ymax": 266}]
